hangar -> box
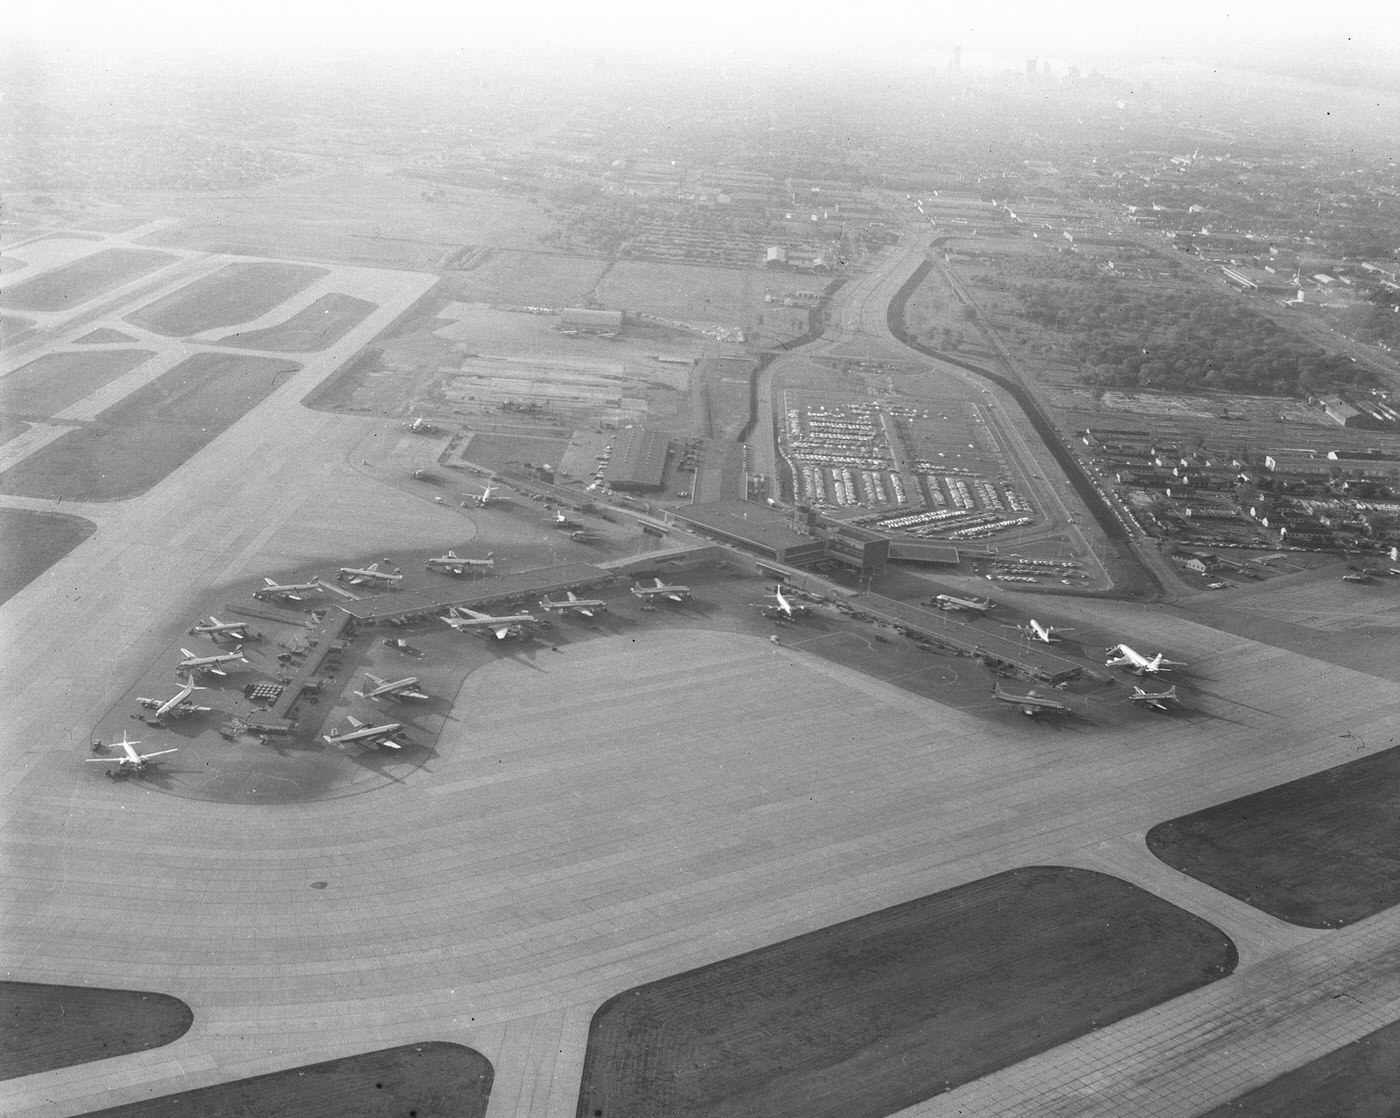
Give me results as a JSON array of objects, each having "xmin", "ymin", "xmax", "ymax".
[{"xmin": 601, "ymin": 426, "xmax": 669, "ymax": 492}]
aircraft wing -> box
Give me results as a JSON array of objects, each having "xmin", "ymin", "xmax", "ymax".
[{"xmin": 140, "ymin": 748, "xmax": 180, "ymax": 760}]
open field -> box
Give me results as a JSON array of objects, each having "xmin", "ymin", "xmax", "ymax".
[
  {"xmin": 215, "ymin": 292, "xmax": 377, "ymax": 352},
  {"xmin": 579, "ymin": 866, "xmax": 1235, "ymax": 1118},
  {"xmin": 0, "ymin": 350, "xmax": 155, "ymax": 418},
  {"xmin": 1201, "ymin": 1016, "xmax": 1400, "ymax": 1115},
  {"xmin": 0, "ymin": 353, "xmax": 299, "ymax": 500},
  {"xmin": 449, "ymin": 250, "xmax": 611, "ymax": 307},
  {"xmin": 0, "ymin": 982, "xmax": 191, "ymax": 1081},
  {"xmin": 125, "ymin": 261, "xmax": 329, "ymax": 337},
  {"xmin": 83, "ymin": 1043, "xmax": 492, "ymax": 1118},
  {"xmin": 1, "ymin": 315, "xmax": 35, "ymax": 342},
  {"xmin": 0, "ymin": 509, "xmax": 95, "ymax": 607},
  {"xmin": 1147, "ymin": 746, "xmax": 1400, "ymax": 928},
  {"xmin": 73, "ymin": 328, "xmax": 138, "ymax": 345},
  {"xmin": 0, "ymin": 248, "xmax": 178, "ymax": 313},
  {"xmin": 595, "ymin": 260, "xmax": 764, "ymax": 324}
]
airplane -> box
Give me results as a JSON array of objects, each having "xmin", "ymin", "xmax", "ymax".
[
  {"xmin": 760, "ymin": 585, "xmax": 811, "ymax": 619},
  {"xmin": 1003, "ymin": 619, "xmax": 1072, "ymax": 643},
  {"xmin": 1129, "ymin": 684, "xmax": 1180, "ymax": 712},
  {"xmin": 255, "ymin": 576, "xmax": 323, "ymax": 602},
  {"xmin": 1342, "ymin": 572, "xmax": 1373, "ymax": 584},
  {"xmin": 544, "ymin": 511, "xmax": 582, "ymax": 530},
  {"xmin": 932, "ymin": 593, "xmax": 993, "ymax": 613},
  {"xmin": 425, "ymin": 550, "xmax": 495, "ymax": 576},
  {"xmin": 177, "ymin": 647, "xmax": 248, "ymax": 677},
  {"xmin": 136, "ymin": 675, "xmax": 212, "ymax": 721},
  {"xmin": 355, "ymin": 672, "xmax": 429, "ymax": 702},
  {"xmin": 338, "ymin": 561, "xmax": 403, "ymax": 586},
  {"xmin": 322, "ymin": 715, "xmax": 405, "ymax": 750},
  {"xmin": 406, "ymin": 415, "xmax": 437, "ymax": 433},
  {"xmin": 86, "ymin": 733, "xmax": 178, "ymax": 776},
  {"xmin": 570, "ymin": 529, "xmax": 600, "ymax": 543},
  {"xmin": 442, "ymin": 605, "xmax": 538, "ymax": 640},
  {"xmin": 992, "ymin": 680, "xmax": 1071, "ymax": 717},
  {"xmin": 1105, "ymin": 644, "xmax": 1187, "ymax": 675},
  {"xmin": 630, "ymin": 577, "xmax": 692, "ymax": 603},
  {"xmin": 540, "ymin": 590, "xmax": 608, "ymax": 618},
  {"xmin": 470, "ymin": 480, "xmax": 503, "ymax": 506},
  {"xmin": 191, "ymin": 615, "xmax": 254, "ymax": 641}
]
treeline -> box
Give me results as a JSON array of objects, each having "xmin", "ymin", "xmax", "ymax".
[{"xmin": 1012, "ymin": 281, "xmax": 1372, "ymax": 396}]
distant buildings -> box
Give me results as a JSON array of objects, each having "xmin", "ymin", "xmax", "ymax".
[{"xmin": 559, "ymin": 308, "xmax": 623, "ymax": 338}]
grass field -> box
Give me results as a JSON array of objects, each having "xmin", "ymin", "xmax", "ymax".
[
  {"xmin": 74, "ymin": 1043, "xmax": 491, "ymax": 1118},
  {"xmin": 74, "ymin": 327, "xmax": 138, "ymax": 345},
  {"xmin": 576, "ymin": 866, "xmax": 1236, "ymax": 1118},
  {"xmin": 215, "ymin": 292, "xmax": 377, "ymax": 352},
  {"xmin": 0, "ymin": 349, "xmax": 155, "ymax": 418},
  {"xmin": 1147, "ymin": 747, "xmax": 1400, "ymax": 927},
  {"xmin": 1200, "ymin": 1016, "xmax": 1400, "ymax": 1115},
  {"xmin": 451, "ymin": 250, "xmax": 611, "ymax": 307},
  {"xmin": 0, "ymin": 353, "xmax": 298, "ymax": 500},
  {"xmin": 595, "ymin": 260, "xmax": 763, "ymax": 323},
  {"xmin": 2, "ymin": 314, "xmax": 35, "ymax": 342},
  {"xmin": 0, "ymin": 248, "xmax": 178, "ymax": 313},
  {"xmin": 461, "ymin": 431, "xmax": 573, "ymax": 472},
  {"xmin": 0, "ymin": 982, "xmax": 191, "ymax": 1080},
  {"xmin": 125, "ymin": 261, "xmax": 329, "ymax": 337},
  {"xmin": 0, "ymin": 509, "xmax": 95, "ymax": 606}
]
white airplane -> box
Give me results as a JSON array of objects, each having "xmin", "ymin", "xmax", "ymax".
[
  {"xmin": 322, "ymin": 715, "xmax": 405, "ymax": 749},
  {"xmin": 355, "ymin": 672, "xmax": 429, "ymax": 702},
  {"xmin": 86, "ymin": 733, "xmax": 178, "ymax": 775},
  {"xmin": 442, "ymin": 605, "xmax": 537, "ymax": 640},
  {"xmin": 540, "ymin": 591, "xmax": 608, "ymax": 618},
  {"xmin": 1129, "ymin": 685, "xmax": 1180, "ymax": 712},
  {"xmin": 338, "ymin": 562, "xmax": 403, "ymax": 586},
  {"xmin": 1105, "ymin": 644, "xmax": 1187, "ymax": 675},
  {"xmin": 191, "ymin": 615, "xmax": 253, "ymax": 641},
  {"xmin": 256, "ymin": 576, "xmax": 323, "ymax": 602},
  {"xmin": 136, "ymin": 675, "xmax": 211, "ymax": 721},
  {"xmin": 1004, "ymin": 619, "xmax": 1073, "ymax": 643},
  {"xmin": 992, "ymin": 681, "xmax": 1071, "ymax": 717},
  {"xmin": 470, "ymin": 480, "xmax": 502, "ymax": 506},
  {"xmin": 765, "ymin": 585, "xmax": 810, "ymax": 618},
  {"xmin": 426, "ymin": 550, "xmax": 494, "ymax": 576},
  {"xmin": 177, "ymin": 647, "xmax": 248, "ymax": 677},
  {"xmin": 630, "ymin": 577, "xmax": 692, "ymax": 603},
  {"xmin": 933, "ymin": 593, "xmax": 993, "ymax": 613},
  {"xmin": 406, "ymin": 415, "xmax": 437, "ymax": 433}
]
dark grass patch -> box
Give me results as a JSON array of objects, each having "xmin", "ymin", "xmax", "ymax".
[
  {"xmin": 2, "ymin": 313, "xmax": 36, "ymax": 341},
  {"xmin": 0, "ymin": 248, "xmax": 177, "ymax": 312},
  {"xmin": 215, "ymin": 292, "xmax": 376, "ymax": 352},
  {"xmin": 0, "ymin": 350, "xmax": 155, "ymax": 418},
  {"xmin": 577, "ymin": 866, "xmax": 1236, "ymax": 1118},
  {"xmin": 1147, "ymin": 747, "xmax": 1400, "ymax": 928},
  {"xmin": 77, "ymin": 1042, "xmax": 492, "ymax": 1118},
  {"xmin": 1201, "ymin": 1016, "xmax": 1400, "ymax": 1116},
  {"xmin": 462, "ymin": 432, "xmax": 573, "ymax": 473},
  {"xmin": 0, "ymin": 982, "xmax": 191, "ymax": 1080},
  {"xmin": 0, "ymin": 352, "xmax": 298, "ymax": 500},
  {"xmin": 125, "ymin": 261, "xmax": 329, "ymax": 337},
  {"xmin": 75, "ymin": 327, "xmax": 138, "ymax": 344},
  {"xmin": 0, "ymin": 418, "xmax": 32, "ymax": 445},
  {"xmin": 0, "ymin": 508, "xmax": 95, "ymax": 606}
]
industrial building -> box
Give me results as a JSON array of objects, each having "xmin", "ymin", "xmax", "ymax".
[
  {"xmin": 673, "ymin": 500, "xmax": 828, "ymax": 566},
  {"xmin": 601, "ymin": 426, "xmax": 670, "ymax": 492}
]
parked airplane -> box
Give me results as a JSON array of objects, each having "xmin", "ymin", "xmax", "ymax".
[
  {"xmin": 1105, "ymin": 644, "xmax": 1187, "ymax": 675},
  {"xmin": 322, "ymin": 715, "xmax": 405, "ymax": 749},
  {"xmin": 1004, "ymin": 619, "xmax": 1072, "ymax": 643},
  {"xmin": 470, "ymin": 480, "xmax": 502, "ymax": 506},
  {"xmin": 1129, "ymin": 684, "xmax": 1180, "ymax": 712},
  {"xmin": 426, "ymin": 550, "xmax": 494, "ymax": 576},
  {"xmin": 569, "ymin": 529, "xmax": 600, "ymax": 543},
  {"xmin": 540, "ymin": 591, "xmax": 607, "ymax": 618},
  {"xmin": 255, "ymin": 576, "xmax": 323, "ymax": 602},
  {"xmin": 86, "ymin": 733, "xmax": 178, "ymax": 776},
  {"xmin": 406, "ymin": 416, "xmax": 437, "ymax": 433},
  {"xmin": 338, "ymin": 562, "xmax": 403, "ymax": 586},
  {"xmin": 544, "ymin": 511, "xmax": 582, "ymax": 530},
  {"xmin": 932, "ymin": 593, "xmax": 993, "ymax": 613},
  {"xmin": 765, "ymin": 585, "xmax": 811, "ymax": 618},
  {"xmin": 355, "ymin": 672, "xmax": 429, "ymax": 702},
  {"xmin": 191, "ymin": 615, "xmax": 254, "ymax": 641},
  {"xmin": 630, "ymin": 577, "xmax": 692, "ymax": 603},
  {"xmin": 442, "ymin": 605, "xmax": 537, "ymax": 640},
  {"xmin": 1342, "ymin": 572, "xmax": 1373, "ymax": 584},
  {"xmin": 992, "ymin": 681, "xmax": 1070, "ymax": 717},
  {"xmin": 136, "ymin": 675, "xmax": 211, "ymax": 721},
  {"xmin": 177, "ymin": 647, "xmax": 248, "ymax": 676}
]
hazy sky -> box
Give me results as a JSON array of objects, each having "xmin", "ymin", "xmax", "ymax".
[{"xmin": 12, "ymin": 0, "xmax": 1399, "ymax": 71}]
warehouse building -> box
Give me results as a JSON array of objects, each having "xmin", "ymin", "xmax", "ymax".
[{"xmin": 601, "ymin": 426, "xmax": 670, "ymax": 492}]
